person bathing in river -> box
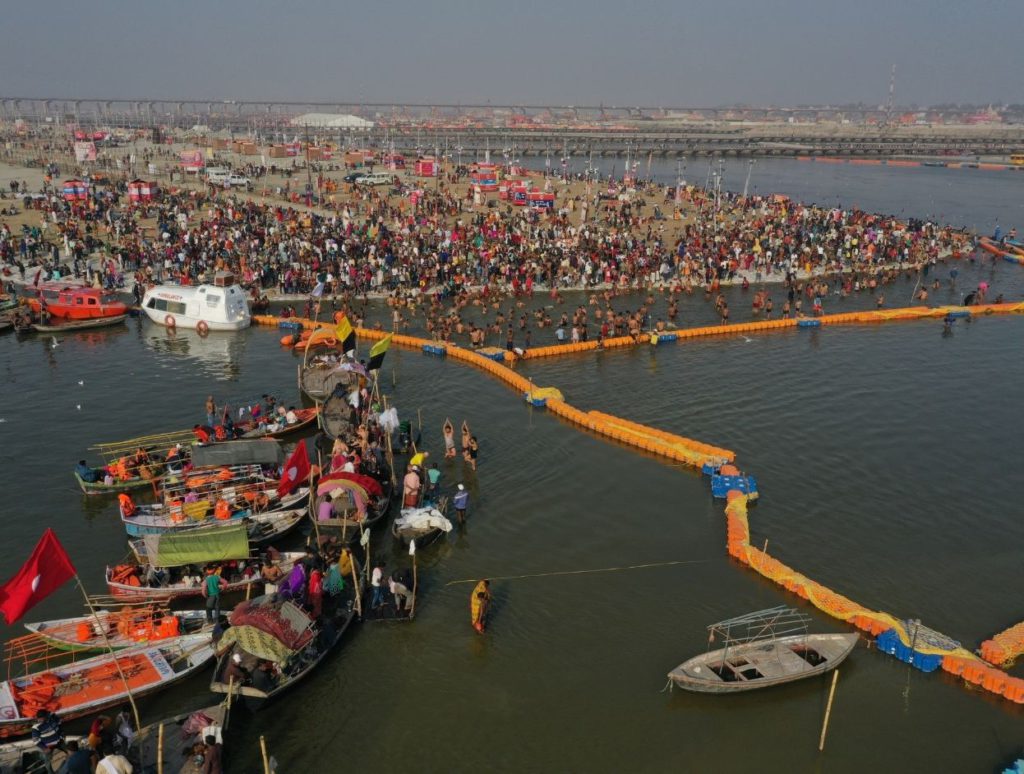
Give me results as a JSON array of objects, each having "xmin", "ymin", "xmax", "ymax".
[
  {"xmin": 464, "ymin": 435, "xmax": 479, "ymax": 471},
  {"xmin": 443, "ymin": 418, "xmax": 457, "ymax": 458}
]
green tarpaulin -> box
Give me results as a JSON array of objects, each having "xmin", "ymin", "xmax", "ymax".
[
  {"xmin": 216, "ymin": 625, "xmax": 296, "ymax": 663},
  {"xmin": 142, "ymin": 524, "xmax": 250, "ymax": 567}
]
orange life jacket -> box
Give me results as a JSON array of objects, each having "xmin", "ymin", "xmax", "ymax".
[
  {"xmin": 155, "ymin": 615, "xmax": 180, "ymax": 639},
  {"xmin": 214, "ymin": 499, "xmax": 231, "ymax": 520},
  {"xmin": 118, "ymin": 493, "xmax": 136, "ymax": 518}
]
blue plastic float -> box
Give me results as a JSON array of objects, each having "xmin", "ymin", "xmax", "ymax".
[
  {"xmin": 875, "ymin": 628, "xmax": 945, "ymax": 673},
  {"xmin": 711, "ymin": 474, "xmax": 758, "ymax": 499}
]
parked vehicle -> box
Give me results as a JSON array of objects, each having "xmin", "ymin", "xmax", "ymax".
[{"xmin": 355, "ymin": 172, "xmax": 394, "ymax": 186}]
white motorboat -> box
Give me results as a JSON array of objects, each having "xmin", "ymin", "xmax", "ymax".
[{"xmin": 141, "ymin": 271, "xmax": 251, "ymax": 332}]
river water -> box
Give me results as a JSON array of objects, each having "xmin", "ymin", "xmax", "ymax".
[{"xmin": 1, "ymin": 160, "xmax": 1023, "ymax": 772}]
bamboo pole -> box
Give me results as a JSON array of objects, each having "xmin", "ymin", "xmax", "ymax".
[
  {"xmin": 409, "ymin": 541, "xmax": 418, "ymax": 619},
  {"xmin": 310, "ymin": 450, "xmax": 322, "ymax": 551},
  {"xmin": 260, "ymin": 735, "xmax": 271, "ymax": 774},
  {"xmin": 381, "ymin": 395, "xmax": 397, "ymax": 485},
  {"xmin": 818, "ymin": 670, "xmax": 840, "ymax": 752},
  {"xmin": 348, "ymin": 551, "xmax": 363, "ymax": 619},
  {"xmin": 74, "ymin": 575, "xmax": 142, "ymax": 732},
  {"xmin": 157, "ymin": 723, "xmax": 164, "ymax": 774},
  {"xmin": 361, "ymin": 528, "xmax": 371, "ymax": 584}
]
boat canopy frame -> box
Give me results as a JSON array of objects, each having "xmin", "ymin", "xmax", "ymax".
[{"xmin": 706, "ymin": 606, "xmax": 811, "ymax": 655}]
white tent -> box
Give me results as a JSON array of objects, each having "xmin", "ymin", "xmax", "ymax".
[{"xmin": 290, "ymin": 113, "xmax": 374, "ymax": 129}]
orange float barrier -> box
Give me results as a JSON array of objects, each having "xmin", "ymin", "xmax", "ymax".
[
  {"xmin": 587, "ymin": 411, "xmax": 736, "ymax": 462},
  {"xmin": 979, "ymin": 620, "xmax": 1024, "ymax": 667},
  {"xmin": 251, "ymin": 311, "xmax": 1024, "ymax": 706}
]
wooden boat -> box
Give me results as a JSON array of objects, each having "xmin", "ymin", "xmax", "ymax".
[
  {"xmin": 32, "ymin": 313, "xmax": 128, "ymax": 333},
  {"xmin": 128, "ymin": 508, "xmax": 305, "ymax": 557},
  {"xmin": 237, "ymin": 406, "xmax": 320, "ymax": 439},
  {"xmin": 105, "ymin": 552, "xmax": 306, "ymax": 601},
  {"xmin": 667, "ymin": 606, "xmax": 858, "ymax": 694},
  {"xmin": 0, "ymin": 320, "xmax": 11, "ymax": 334},
  {"xmin": 298, "ymin": 353, "xmax": 356, "ymax": 401},
  {"xmin": 23, "ymin": 607, "xmax": 210, "ymax": 653},
  {"xmin": 0, "ymin": 734, "xmax": 83, "ymax": 772},
  {"xmin": 127, "ymin": 702, "xmax": 228, "ymax": 774},
  {"xmin": 106, "ymin": 524, "xmax": 305, "ymax": 600},
  {"xmin": 320, "ymin": 392, "xmax": 356, "ymax": 440},
  {"xmin": 75, "ymin": 470, "xmax": 157, "ymax": 496},
  {"xmin": 75, "ymin": 440, "xmax": 191, "ymax": 496},
  {"xmin": 391, "ymin": 506, "xmax": 452, "ymax": 547},
  {"xmin": 210, "ymin": 594, "xmax": 357, "ymax": 710},
  {"xmin": 0, "ymin": 633, "xmax": 214, "ymax": 738},
  {"xmin": 313, "ymin": 468, "xmax": 394, "ymax": 544},
  {"xmin": 124, "ymin": 487, "xmax": 309, "ymax": 537}
]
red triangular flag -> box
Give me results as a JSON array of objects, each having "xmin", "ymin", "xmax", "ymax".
[
  {"xmin": 277, "ymin": 441, "xmax": 310, "ymax": 498},
  {"xmin": 0, "ymin": 529, "xmax": 76, "ymax": 624}
]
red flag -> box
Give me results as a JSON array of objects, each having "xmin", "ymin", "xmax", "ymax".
[
  {"xmin": 277, "ymin": 441, "xmax": 310, "ymax": 498},
  {"xmin": 32, "ymin": 269, "xmax": 42, "ymax": 287},
  {"xmin": 0, "ymin": 530, "xmax": 76, "ymax": 624}
]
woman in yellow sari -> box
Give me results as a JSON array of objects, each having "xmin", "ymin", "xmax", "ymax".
[{"xmin": 470, "ymin": 579, "xmax": 491, "ymax": 633}]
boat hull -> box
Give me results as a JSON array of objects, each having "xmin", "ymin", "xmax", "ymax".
[
  {"xmin": 142, "ymin": 306, "xmax": 251, "ymax": 331},
  {"xmin": 123, "ymin": 488, "xmax": 309, "ymax": 537},
  {"xmin": 668, "ymin": 633, "xmax": 858, "ymax": 693},
  {"xmin": 23, "ymin": 609, "xmax": 210, "ymax": 653},
  {"xmin": 392, "ymin": 524, "xmax": 444, "ymax": 547},
  {"xmin": 209, "ymin": 602, "xmax": 356, "ymax": 710},
  {"xmin": 0, "ymin": 635, "xmax": 214, "ymax": 738},
  {"xmin": 105, "ymin": 553, "xmax": 304, "ymax": 601},
  {"xmin": 33, "ymin": 314, "xmax": 127, "ymax": 333},
  {"xmin": 75, "ymin": 470, "xmax": 156, "ymax": 496}
]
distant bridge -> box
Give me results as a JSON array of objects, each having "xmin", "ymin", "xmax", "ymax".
[
  {"xmin": 3, "ymin": 97, "xmax": 1022, "ymax": 159},
  {"xmin": 0, "ymin": 95, "xmax": 1016, "ymax": 124}
]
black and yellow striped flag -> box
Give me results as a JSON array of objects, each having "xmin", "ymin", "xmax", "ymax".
[
  {"xmin": 334, "ymin": 316, "xmax": 356, "ymax": 355},
  {"xmin": 367, "ymin": 334, "xmax": 393, "ymax": 371}
]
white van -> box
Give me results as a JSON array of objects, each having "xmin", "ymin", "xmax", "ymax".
[
  {"xmin": 355, "ymin": 172, "xmax": 394, "ymax": 186},
  {"xmin": 206, "ymin": 168, "xmax": 230, "ymax": 184}
]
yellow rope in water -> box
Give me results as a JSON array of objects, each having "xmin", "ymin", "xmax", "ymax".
[{"xmin": 444, "ymin": 559, "xmax": 708, "ymax": 586}]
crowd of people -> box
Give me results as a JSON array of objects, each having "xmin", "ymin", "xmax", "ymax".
[
  {"xmin": 0, "ymin": 157, "xmax": 976, "ymax": 308},
  {"xmin": 31, "ymin": 703, "xmax": 223, "ymax": 773}
]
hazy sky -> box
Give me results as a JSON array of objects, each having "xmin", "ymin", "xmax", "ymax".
[{"xmin": 3, "ymin": 0, "xmax": 1022, "ymax": 106}]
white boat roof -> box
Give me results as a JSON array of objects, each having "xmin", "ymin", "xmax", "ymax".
[{"xmin": 144, "ymin": 283, "xmax": 243, "ymax": 299}]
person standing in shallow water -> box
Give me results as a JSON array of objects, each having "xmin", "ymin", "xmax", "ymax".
[
  {"xmin": 443, "ymin": 418, "xmax": 456, "ymax": 458},
  {"xmin": 453, "ymin": 483, "xmax": 469, "ymax": 525},
  {"xmin": 470, "ymin": 579, "xmax": 491, "ymax": 633}
]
